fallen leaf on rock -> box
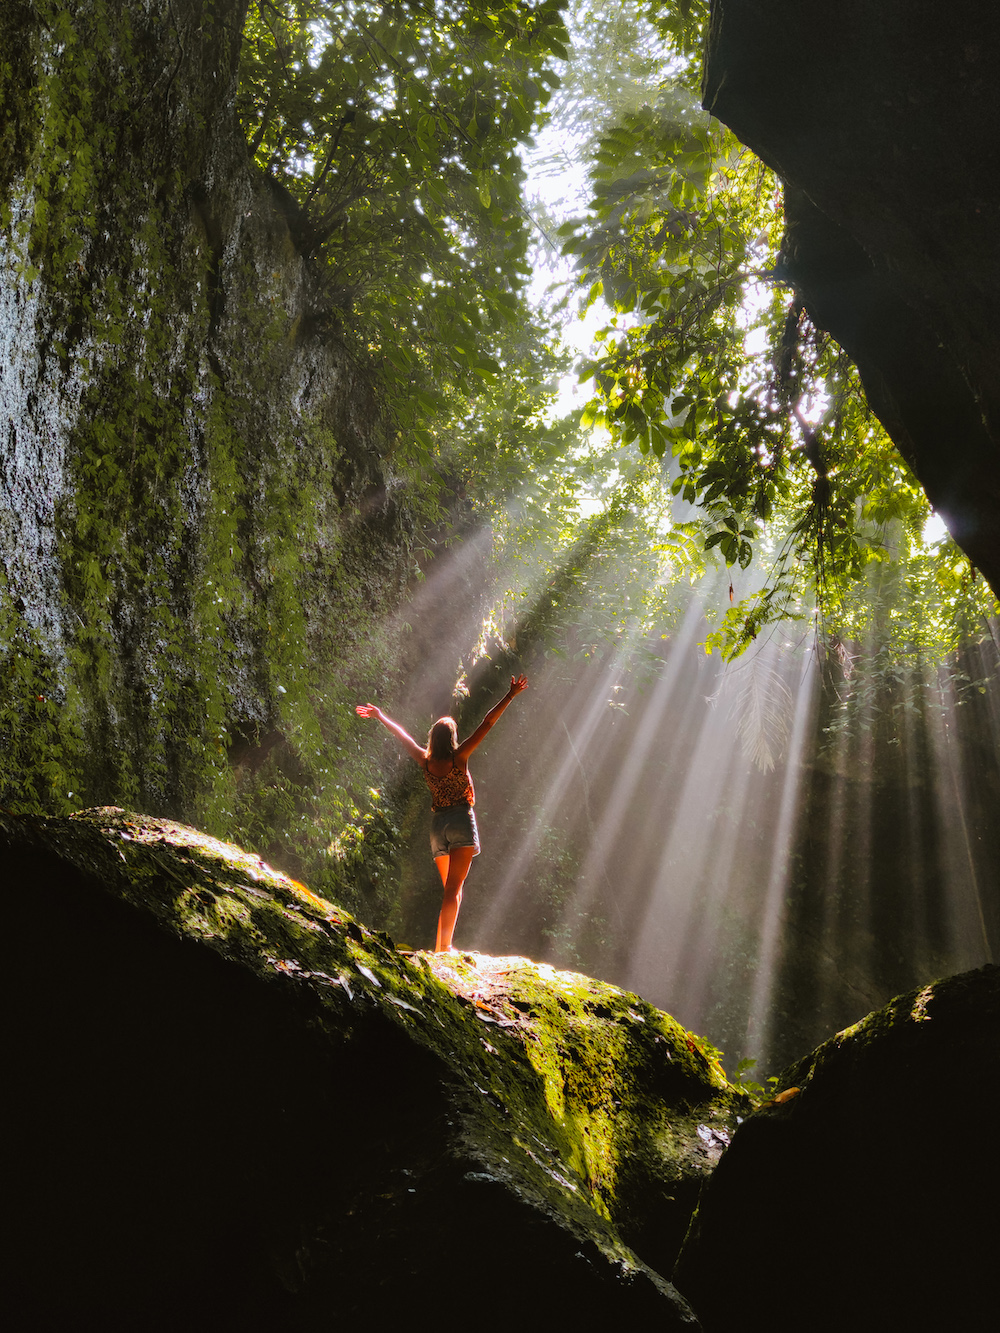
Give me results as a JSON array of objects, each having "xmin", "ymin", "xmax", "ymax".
[{"xmin": 768, "ymin": 1086, "xmax": 801, "ymax": 1105}]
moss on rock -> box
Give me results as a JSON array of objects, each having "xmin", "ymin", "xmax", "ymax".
[
  {"xmin": 422, "ymin": 950, "xmax": 746, "ymax": 1266},
  {"xmin": 3, "ymin": 806, "xmax": 749, "ymax": 1325},
  {"xmin": 0, "ymin": 0, "xmax": 426, "ymax": 899}
]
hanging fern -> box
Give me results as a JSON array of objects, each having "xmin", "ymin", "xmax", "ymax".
[{"xmin": 722, "ymin": 644, "xmax": 794, "ymax": 772}]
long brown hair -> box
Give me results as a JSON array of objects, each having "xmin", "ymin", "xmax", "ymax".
[{"xmin": 426, "ymin": 717, "xmax": 458, "ymax": 761}]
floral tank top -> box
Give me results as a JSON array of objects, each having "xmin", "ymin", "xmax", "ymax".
[{"xmin": 423, "ymin": 760, "xmax": 475, "ymax": 811}]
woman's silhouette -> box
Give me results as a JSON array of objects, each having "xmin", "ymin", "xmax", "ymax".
[{"xmin": 356, "ymin": 676, "xmax": 527, "ymax": 951}]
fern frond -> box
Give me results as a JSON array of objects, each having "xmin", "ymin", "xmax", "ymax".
[{"xmin": 724, "ymin": 646, "xmax": 793, "ymax": 772}]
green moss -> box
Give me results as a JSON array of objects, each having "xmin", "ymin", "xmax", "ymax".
[
  {"xmin": 422, "ymin": 950, "xmax": 747, "ymax": 1257},
  {"xmin": 774, "ymin": 971, "xmax": 977, "ymax": 1099},
  {"xmin": 0, "ymin": 1, "xmax": 423, "ymax": 904},
  {"xmin": 0, "ymin": 3, "xmax": 39, "ymax": 202},
  {"xmin": 0, "ymin": 597, "xmax": 83, "ymax": 814}
]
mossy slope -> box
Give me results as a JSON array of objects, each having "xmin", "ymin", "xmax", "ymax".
[{"xmin": 3, "ymin": 807, "xmax": 748, "ymax": 1327}]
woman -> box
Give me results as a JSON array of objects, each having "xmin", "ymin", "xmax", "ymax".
[{"xmin": 356, "ymin": 675, "xmax": 527, "ymax": 952}]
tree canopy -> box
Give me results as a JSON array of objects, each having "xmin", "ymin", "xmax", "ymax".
[
  {"xmin": 238, "ymin": 0, "xmax": 567, "ymax": 464},
  {"xmin": 548, "ymin": 0, "xmax": 998, "ymax": 660},
  {"xmin": 234, "ymin": 0, "xmax": 998, "ymax": 671}
]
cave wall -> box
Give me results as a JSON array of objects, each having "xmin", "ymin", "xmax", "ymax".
[
  {"xmin": 703, "ymin": 0, "xmax": 1000, "ymax": 591},
  {"xmin": 0, "ymin": 0, "xmax": 424, "ymax": 901}
]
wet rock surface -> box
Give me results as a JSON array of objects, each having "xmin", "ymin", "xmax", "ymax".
[
  {"xmin": 0, "ymin": 0, "xmax": 412, "ymax": 826},
  {"xmin": 674, "ymin": 965, "xmax": 1000, "ymax": 1331},
  {"xmin": 3, "ymin": 808, "xmax": 737, "ymax": 1329}
]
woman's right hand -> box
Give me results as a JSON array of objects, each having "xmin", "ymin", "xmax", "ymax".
[{"xmin": 355, "ymin": 703, "xmax": 381, "ymax": 719}]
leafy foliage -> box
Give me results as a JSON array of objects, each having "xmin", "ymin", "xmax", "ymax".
[
  {"xmin": 237, "ymin": 0, "xmax": 998, "ymax": 673},
  {"xmin": 238, "ymin": 0, "xmax": 568, "ymax": 462},
  {"xmin": 550, "ymin": 1, "xmax": 998, "ymax": 660}
]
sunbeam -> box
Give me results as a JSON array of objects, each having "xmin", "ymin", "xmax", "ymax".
[
  {"xmin": 745, "ymin": 648, "xmax": 817, "ymax": 1061},
  {"xmin": 477, "ymin": 632, "xmax": 643, "ymax": 938},
  {"xmin": 389, "ymin": 523, "xmax": 499, "ymax": 722},
  {"xmin": 412, "ymin": 568, "xmax": 1000, "ymax": 1077},
  {"xmin": 925, "ymin": 667, "xmax": 995, "ymax": 965},
  {"xmin": 377, "ymin": 471, "xmax": 1000, "ymax": 1081},
  {"xmin": 564, "ymin": 595, "xmax": 707, "ymax": 923}
]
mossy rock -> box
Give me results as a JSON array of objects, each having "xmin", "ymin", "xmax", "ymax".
[
  {"xmin": 674, "ymin": 965, "xmax": 1000, "ymax": 1330},
  {"xmin": 3, "ymin": 807, "xmax": 749, "ymax": 1328}
]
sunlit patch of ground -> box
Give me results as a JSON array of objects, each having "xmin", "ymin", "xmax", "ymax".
[
  {"xmin": 422, "ymin": 950, "xmax": 530, "ymax": 1024},
  {"xmin": 420, "ymin": 951, "xmax": 731, "ymax": 1086},
  {"xmin": 421, "ymin": 951, "xmax": 608, "ymax": 1029}
]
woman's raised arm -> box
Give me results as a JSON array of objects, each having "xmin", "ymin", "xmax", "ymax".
[
  {"xmin": 456, "ymin": 675, "xmax": 527, "ymax": 758},
  {"xmin": 355, "ymin": 704, "xmax": 426, "ymax": 764}
]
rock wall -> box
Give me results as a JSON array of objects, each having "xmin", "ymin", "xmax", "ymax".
[
  {"xmin": 676, "ymin": 965, "xmax": 1000, "ymax": 1330},
  {"xmin": 0, "ymin": 0, "xmax": 417, "ymax": 889}
]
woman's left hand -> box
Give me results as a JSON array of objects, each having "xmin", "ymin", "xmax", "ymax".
[{"xmin": 509, "ymin": 674, "xmax": 528, "ymax": 695}]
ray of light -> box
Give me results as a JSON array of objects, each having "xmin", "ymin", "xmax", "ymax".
[
  {"xmin": 810, "ymin": 678, "xmax": 859, "ymax": 1033},
  {"xmin": 924, "ymin": 666, "xmax": 995, "ymax": 965},
  {"xmin": 388, "ymin": 523, "xmax": 499, "ymax": 722},
  {"xmin": 744, "ymin": 649, "xmax": 817, "ymax": 1060},
  {"xmin": 617, "ymin": 634, "xmax": 815, "ymax": 1046},
  {"xmin": 624, "ymin": 671, "xmax": 758, "ymax": 1011},
  {"xmin": 477, "ymin": 631, "xmax": 644, "ymax": 937},
  {"xmin": 559, "ymin": 595, "xmax": 707, "ymax": 922},
  {"xmin": 381, "ymin": 497, "xmax": 1000, "ymax": 1079}
]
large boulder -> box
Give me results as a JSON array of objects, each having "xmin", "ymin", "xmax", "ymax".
[
  {"xmin": 3, "ymin": 808, "xmax": 745, "ymax": 1329},
  {"xmin": 674, "ymin": 965, "xmax": 1000, "ymax": 1330}
]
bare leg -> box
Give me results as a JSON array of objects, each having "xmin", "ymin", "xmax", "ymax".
[
  {"xmin": 434, "ymin": 854, "xmax": 453, "ymax": 946},
  {"xmin": 434, "ymin": 845, "xmax": 476, "ymax": 952}
]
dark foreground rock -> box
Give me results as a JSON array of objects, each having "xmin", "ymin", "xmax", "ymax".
[
  {"xmin": 3, "ymin": 808, "xmax": 742, "ymax": 1330},
  {"xmin": 674, "ymin": 966, "xmax": 1000, "ymax": 1331}
]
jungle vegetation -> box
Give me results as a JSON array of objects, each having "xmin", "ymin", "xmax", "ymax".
[
  {"xmin": 2, "ymin": 0, "xmax": 997, "ymax": 973},
  {"xmin": 237, "ymin": 0, "xmax": 997, "ymax": 671},
  {"xmin": 233, "ymin": 0, "xmax": 1000, "ymax": 998}
]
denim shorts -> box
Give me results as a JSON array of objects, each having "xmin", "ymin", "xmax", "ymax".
[{"xmin": 429, "ymin": 804, "xmax": 481, "ymax": 859}]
